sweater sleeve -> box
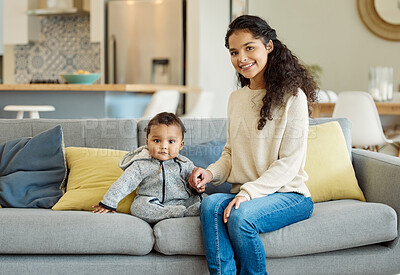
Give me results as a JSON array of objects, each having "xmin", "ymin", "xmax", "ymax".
[
  {"xmin": 100, "ymin": 162, "xmax": 143, "ymax": 211},
  {"xmin": 237, "ymin": 92, "xmax": 309, "ymax": 200},
  {"xmin": 182, "ymin": 158, "xmax": 196, "ymax": 182}
]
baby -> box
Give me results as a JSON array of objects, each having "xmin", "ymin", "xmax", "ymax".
[{"xmin": 93, "ymin": 112, "xmax": 204, "ymax": 223}]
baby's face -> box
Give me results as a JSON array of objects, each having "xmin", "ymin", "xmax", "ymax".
[{"xmin": 146, "ymin": 124, "xmax": 184, "ymax": 161}]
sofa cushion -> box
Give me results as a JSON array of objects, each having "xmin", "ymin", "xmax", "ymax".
[
  {"xmin": 0, "ymin": 119, "xmax": 138, "ymax": 151},
  {"xmin": 52, "ymin": 147, "xmax": 136, "ymax": 214},
  {"xmin": 180, "ymin": 140, "xmax": 231, "ymax": 194},
  {"xmin": 0, "ymin": 208, "xmax": 154, "ymax": 255},
  {"xmin": 180, "ymin": 140, "xmax": 225, "ymax": 169},
  {"xmin": 153, "ymin": 200, "xmax": 397, "ymax": 257},
  {"xmin": 305, "ymin": 121, "xmax": 365, "ymax": 203},
  {"xmin": 139, "ymin": 118, "xmax": 351, "ymax": 154},
  {"xmin": 0, "ymin": 125, "xmax": 66, "ymax": 208}
]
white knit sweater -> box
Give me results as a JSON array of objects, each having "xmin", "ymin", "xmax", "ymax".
[{"xmin": 207, "ymin": 86, "xmax": 311, "ymax": 200}]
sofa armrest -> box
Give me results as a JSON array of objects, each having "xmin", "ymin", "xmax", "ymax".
[
  {"xmin": 352, "ymin": 149, "xmax": 400, "ymax": 248},
  {"xmin": 352, "ymin": 149, "xmax": 400, "ymax": 207}
]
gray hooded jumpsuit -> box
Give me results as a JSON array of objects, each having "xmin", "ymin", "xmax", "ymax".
[{"xmin": 99, "ymin": 146, "xmax": 203, "ymax": 223}]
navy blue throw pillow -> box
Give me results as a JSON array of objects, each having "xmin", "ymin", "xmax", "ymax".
[
  {"xmin": 180, "ymin": 140, "xmax": 231, "ymax": 194},
  {"xmin": 0, "ymin": 125, "xmax": 66, "ymax": 208}
]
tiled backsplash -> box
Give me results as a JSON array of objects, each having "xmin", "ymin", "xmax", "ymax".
[{"xmin": 14, "ymin": 15, "xmax": 100, "ymax": 83}]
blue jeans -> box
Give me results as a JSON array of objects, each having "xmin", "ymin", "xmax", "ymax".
[{"xmin": 200, "ymin": 192, "xmax": 314, "ymax": 275}]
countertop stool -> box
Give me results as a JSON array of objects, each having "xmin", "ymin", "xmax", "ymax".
[{"xmin": 3, "ymin": 105, "xmax": 55, "ymax": 119}]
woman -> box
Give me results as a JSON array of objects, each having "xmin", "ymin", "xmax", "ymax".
[{"xmin": 189, "ymin": 15, "xmax": 318, "ymax": 274}]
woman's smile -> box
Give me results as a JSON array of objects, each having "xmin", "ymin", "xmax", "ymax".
[{"xmin": 240, "ymin": 62, "xmax": 256, "ymax": 71}]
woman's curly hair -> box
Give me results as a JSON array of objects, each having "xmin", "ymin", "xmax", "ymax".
[{"xmin": 225, "ymin": 15, "xmax": 318, "ymax": 130}]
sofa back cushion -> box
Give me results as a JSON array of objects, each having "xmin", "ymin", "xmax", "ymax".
[
  {"xmin": 179, "ymin": 140, "xmax": 231, "ymax": 194},
  {"xmin": 138, "ymin": 117, "xmax": 351, "ymax": 151},
  {"xmin": 0, "ymin": 119, "xmax": 138, "ymax": 151}
]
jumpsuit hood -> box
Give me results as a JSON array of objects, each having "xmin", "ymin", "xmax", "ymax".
[
  {"xmin": 119, "ymin": 145, "xmax": 192, "ymax": 170},
  {"xmin": 119, "ymin": 146, "xmax": 152, "ymax": 170}
]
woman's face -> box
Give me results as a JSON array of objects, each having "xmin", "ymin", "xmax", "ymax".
[{"xmin": 228, "ymin": 30, "xmax": 272, "ymax": 89}]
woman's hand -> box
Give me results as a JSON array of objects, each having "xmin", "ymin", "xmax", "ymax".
[
  {"xmin": 223, "ymin": 196, "xmax": 248, "ymax": 223},
  {"xmin": 189, "ymin": 167, "xmax": 213, "ymax": 191},
  {"xmin": 92, "ymin": 205, "xmax": 116, "ymax": 214}
]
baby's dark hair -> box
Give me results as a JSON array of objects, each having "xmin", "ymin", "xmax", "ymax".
[{"xmin": 146, "ymin": 112, "xmax": 186, "ymax": 139}]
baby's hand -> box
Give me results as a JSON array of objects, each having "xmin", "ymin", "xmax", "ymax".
[
  {"xmin": 194, "ymin": 178, "xmax": 206, "ymax": 193},
  {"xmin": 92, "ymin": 205, "xmax": 116, "ymax": 214}
]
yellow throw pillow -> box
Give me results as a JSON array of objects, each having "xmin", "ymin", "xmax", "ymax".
[
  {"xmin": 305, "ymin": 121, "xmax": 366, "ymax": 203},
  {"xmin": 52, "ymin": 147, "xmax": 136, "ymax": 214}
]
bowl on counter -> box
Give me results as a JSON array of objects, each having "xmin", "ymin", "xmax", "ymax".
[{"xmin": 60, "ymin": 73, "xmax": 101, "ymax": 85}]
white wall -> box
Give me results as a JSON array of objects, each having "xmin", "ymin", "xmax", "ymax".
[
  {"xmin": 186, "ymin": 0, "xmax": 236, "ymax": 118},
  {"xmin": 248, "ymin": 0, "xmax": 400, "ymax": 93},
  {"xmin": 0, "ymin": 0, "xmax": 4, "ymax": 55}
]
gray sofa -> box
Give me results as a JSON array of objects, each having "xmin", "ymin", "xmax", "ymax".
[{"xmin": 0, "ymin": 117, "xmax": 399, "ymax": 275}]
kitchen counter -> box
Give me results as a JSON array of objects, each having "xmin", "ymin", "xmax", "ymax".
[
  {"xmin": 0, "ymin": 84, "xmax": 200, "ymax": 119},
  {"xmin": 0, "ymin": 84, "xmax": 201, "ymax": 93}
]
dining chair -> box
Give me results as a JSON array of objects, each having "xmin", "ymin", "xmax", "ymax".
[
  {"xmin": 181, "ymin": 91, "xmax": 214, "ymax": 118},
  {"xmin": 332, "ymin": 91, "xmax": 397, "ymax": 155},
  {"xmin": 142, "ymin": 90, "xmax": 180, "ymax": 118}
]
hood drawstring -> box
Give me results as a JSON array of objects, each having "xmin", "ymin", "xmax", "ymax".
[{"xmin": 158, "ymin": 163, "xmax": 162, "ymax": 174}]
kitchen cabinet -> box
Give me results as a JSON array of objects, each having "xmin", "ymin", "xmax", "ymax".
[
  {"xmin": 3, "ymin": 0, "xmax": 40, "ymax": 44},
  {"xmin": 4, "ymin": 1, "xmax": 29, "ymax": 44},
  {"xmin": 3, "ymin": 0, "xmax": 99, "ymax": 45},
  {"xmin": 89, "ymin": 0, "xmax": 105, "ymax": 84},
  {"xmin": 90, "ymin": 0, "xmax": 104, "ymax": 43}
]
